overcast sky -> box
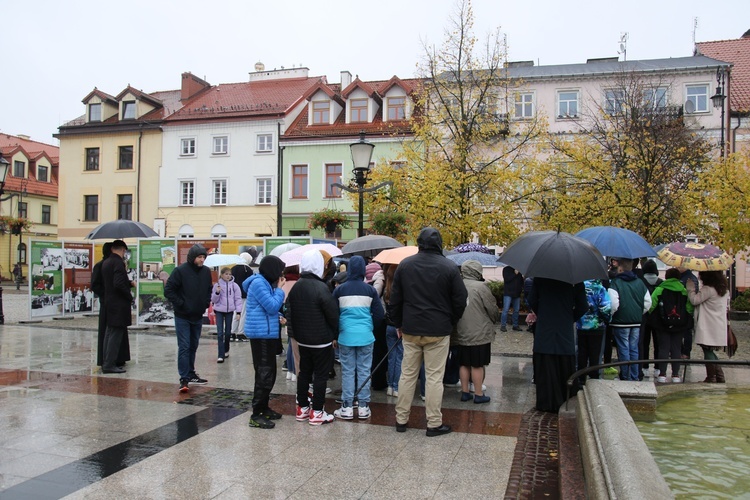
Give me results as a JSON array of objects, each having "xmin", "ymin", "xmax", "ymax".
[{"xmin": 4, "ymin": 0, "xmax": 748, "ymax": 145}]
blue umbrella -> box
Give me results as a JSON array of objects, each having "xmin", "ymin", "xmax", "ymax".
[
  {"xmin": 575, "ymin": 226, "xmax": 656, "ymax": 259},
  {"xmin": 446, "ymin": 251, "xmax": 500, "ymax": 266}
]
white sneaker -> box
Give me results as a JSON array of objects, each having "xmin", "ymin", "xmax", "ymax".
[
  {"xmin": 671, "ymin": 377, "xmax": 682, "ymax": 383},
  {"xmin": 291, "ymin": 374, "xmax": 297, "ymax": 382},
  {"xmin": 386, "ymin": 387, "xmax": 393, "ymax": 396},
  {"xmin": 358, "ymin": 406, "xmax": 371, "ymax": 419},
  {"xmin": 286, "ymin": 372, "xmax": 293, "ymax": 380},
  {"xmin": 420, "ymin": 394, "xmax": 425, "ymax": 401},
  {"xmin": 217, "ymin": 357, "xmax": 224, "ymax": 363},
  {"xmin": 334, "ymin": 406, "xmax": 354, "ymax": 420},
  {"xmin": 309, "ymin": 409, "xmax": 334, "ymax": 426},
  {"xmin": 657, "ymin": 376, "xmax": 667, "ymax": 383},
  {"xmin": 467, "ymin": 383, "xmax": 487, "ymax": 393},
  {"xmin": 392, "ymin": 389, "xmax": 398, "ymax": 397}
]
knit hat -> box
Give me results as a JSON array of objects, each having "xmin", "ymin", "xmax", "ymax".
[
  {"xmin": 259, "ymin": 255, "xmax": 285, "ymax": 284},
  {"xmin": 365, "ymin": 262, "xmax": 382, "ymax": 282},
  {"xmin": 642, "ymin": 259, "xmax": 658, "ymax": 275}
]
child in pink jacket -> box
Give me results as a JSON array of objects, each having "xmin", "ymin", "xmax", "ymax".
[{"xmin": 211, "ymin": 267, "xmax": 244, "ymax": 363}]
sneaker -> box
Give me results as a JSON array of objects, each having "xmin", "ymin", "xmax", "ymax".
[
  {"xmin": 657, "ymin": 376, "xmax": 667, "ymax": 383},
  {"xmin": 468, "ymin": 383, "xmax": 487, "ymax": 393},
  {"xmin": 512, "ymin": 326, "xmax": 522, "ymax": 331},
  {"xmin": 261, "ymin": 408, "xmax": 282, "ymax": 420},
  {"xmin": 386, "ymin": 387, "xmax": 393, "ymax": 396},
  {"xmin": 392, "ymin": 389, "xmax": 398, "ymax": 397},
  {"xmin": 179, "ymin": 379, "xmax": 189, "ymax": 393},
  {"xmin": 295, "ymin": 405, "xmax": 310, "ymax": 422},
  {"xmin": 500, "ymin": 326, "xmax": 507, "ymax": 332},
  {"xmin": 420, "ymin": 394, "xmax": 426, "ymax": 401},
  {"xmin": 282, "ymin": 360, "xmax": 288, "ymax": 371},
  {"xmin": 217, "ymin": 357, "xmax": 224, "ymax": 363},
  {"xmin": 474, "ymin": 394, "xmax": 491, "ymax": 404},
  {"xmin": 460, "ymin": 392, "xmax": 472, "ymax": 402},
  {"xmin": 309, "ymin": 409, "xmax": 334, "ymax": 426},
  {"xmin": 189, "ymin": 373, "xmax": 208, "ymax": 385},
  {"xmin": 230, "ymin": 334, "xmax": 237, "ymax": 342},
  {"xmin": 291, "ymin": 374, "xmax": 297, "ymax": 382},
  {"xmin": 223, "ymin": 352, "xmax": 229, "ymax": 359},
  {"xmin": 334, "ymin": 406, "xmax": 354, "ymax": 420},
  {"xmin": 248, "ymin": 414, "xmax": 275, "ymax": 429},
  {"xmin": 358, "ymin": 406, "xmax": 371, "ymax": 419},
  {"xmin": 286, "ymin": 371, "xmax": 293, "ymax": 380},
  {"xmin": 237, "ymin": 335, "xmax": 249, "ymax": 342},
  {"xmin": 671, "ymin": 377, "xmax": 682, "ymax": 383}
]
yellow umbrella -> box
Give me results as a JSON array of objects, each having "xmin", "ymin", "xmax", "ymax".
[{"xmin": 657, "ymin": 242, "xmax": 732, "ymax": 271}]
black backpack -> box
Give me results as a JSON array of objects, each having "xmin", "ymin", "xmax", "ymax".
[{"xmin": 657, "ymin": 289, "xmax": 689, "ymax": 331}]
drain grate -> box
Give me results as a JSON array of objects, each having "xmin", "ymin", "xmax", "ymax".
[{"xmin": 179, "ymin": 388, "xmax": 281, "ymax": 411}]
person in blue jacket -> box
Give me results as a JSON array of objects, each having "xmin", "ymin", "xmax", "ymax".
[
  {"xmin": 242, "ymin": 255, "xmax": 286, "ymax": 429},
  {"xmin": 332, "ymin": 255, "xmax": 385, "ymax": 420}
]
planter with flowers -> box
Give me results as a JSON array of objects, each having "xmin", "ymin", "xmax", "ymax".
[
  {"xmin": 308, "ymin": 208, "xmax": 351, "ymax": 234},
  {"xmin": 0, "ymin": 216, "xmax": 32, "ymax": 235},
  {"xmin": 370, "ymin": 212, "xmax": 409, "ymax": 239}
]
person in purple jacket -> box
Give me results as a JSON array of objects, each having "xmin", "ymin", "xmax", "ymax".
[{"xmin": 211, "ymin": 267, "xmax": 244, "ymax": 363}]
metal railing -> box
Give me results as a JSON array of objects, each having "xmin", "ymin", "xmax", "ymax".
[{"xmin": 565, "ymin": 359, "xmax": 750, "ymax": 410}]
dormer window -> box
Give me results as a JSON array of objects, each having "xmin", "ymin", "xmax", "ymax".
[
  {"xmin": 350, "ymin": 99, "xmax": 368, "ymax": 123},
  {"xmin": 89, "ymin": 103, "xmax": 102, "ymax": 122},
  {"xmin": 122, "ymin": 101, "xmax": 136, "ymax": 120},
  {"xmin": 312, "ymin": 101, "xmax": 330, "ymax": 124},
  {"xmin": 387, "ymin": 97, "xmax": 406, "ymax": 120},
  {"xmin": 38, "ymin": 165, "xmax": 49, "ymax": 182}
]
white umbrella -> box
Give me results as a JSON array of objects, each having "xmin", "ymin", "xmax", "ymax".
[
  {"xmin": 279, "ymin": 243, "xmax": 342, "ymax": 267},
  {"xmin": 204, "ymin": 254, "xmax": 245, "ymax": 268},
  {"xmin": 269, "ymin": 243, "xmax": 302, "ymax": 256}
]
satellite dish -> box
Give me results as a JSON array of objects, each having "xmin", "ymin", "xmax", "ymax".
[{"xmin": 684, "ymin": 100, "xmax": 695, "ymax": 114}]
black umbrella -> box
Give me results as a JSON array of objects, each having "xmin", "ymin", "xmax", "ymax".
[
  {"xmin": 340, "ymin": 234, "xmax": 403, "ymax": 257},
  {"xmin": 86, "ymin": 220, "xmax": 160, "ymax": 240},
  {"xmin": 498, "ymin": 230, "xmax": 608, "ymax": 284}
]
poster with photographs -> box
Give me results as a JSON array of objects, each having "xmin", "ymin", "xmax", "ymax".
[
  {"xmin": 29, "ymin": 240, "xmax": 65, "ymax": 318},
  {"xmin": 137, "ymin": 239, "xmax": 176, "ymax": 325},
  {"xmin": 62, "ymin": 242, "xmax": 95, "ymax": 315},
  {"xmin": 178, "ymin": 239, "xmax": 220, "ymax": 282},
  {"xmin": 219, "ymin": 238, "xmax": 266, "ymax": 268}
]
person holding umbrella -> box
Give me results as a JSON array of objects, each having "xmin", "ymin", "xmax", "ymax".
[
  {"xmin": 688, "ymin": 271, "xmax": 729, "ymax": 383},
  {"xmin": 528, "ymin": 278, "xmax": 589, "ymax": 412}
]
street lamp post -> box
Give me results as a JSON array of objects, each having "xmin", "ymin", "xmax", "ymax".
[
  {"xmin": 0, "ymin": 153, "xmax": 11, "ymax": 324},
  {"xmin": 711, "ymin": 67, "xmax": 726, "ymax": 158},
  {"xmin": 332, "ymin": 132, "xmax": 391, "ymax": 237}
]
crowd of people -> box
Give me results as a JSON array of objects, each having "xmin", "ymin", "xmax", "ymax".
[{"xmin": 91, "ymin": 231, "xmax": 732, "ymax": 426}]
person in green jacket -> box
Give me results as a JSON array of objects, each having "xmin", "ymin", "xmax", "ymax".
[{"xmin": 649, "ymin": 268, "xmax": 694, "ymax": 383}]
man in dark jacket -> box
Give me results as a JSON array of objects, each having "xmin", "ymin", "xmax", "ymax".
[
  {"xmin": 92, "ymin": 242, "xmax": 131, "ymax": 368},
  {"xmin": 165, "ymin": 244, "xmax": 213, "ymax": 393},
  {"xmin": 100, "ymin": 240, "xmax": 134, "ymax": 374},
  {"xmin": 287, "ymin": 250, "xmax": 340, "ymax": 425},
  {"xmin": 388, "ymin": 227, "xmax": 468, "ymax": 437},
  {"xmin": 501, "ymin": 265, "xmax": 524, "ymax": 331}
]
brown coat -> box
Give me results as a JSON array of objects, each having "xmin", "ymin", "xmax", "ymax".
[{"xmin": 688, "ymin": 285, "xmax": 728, "ymax": 347}]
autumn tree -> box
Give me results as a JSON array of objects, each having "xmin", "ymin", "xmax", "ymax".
[
  {"xmin": 366, "ymin": 0, "xmax": 544, "ymax": 247},
  {"xmin": 696, "ymin": 150, "xmax": 750, "ymax": 255},
  {"xmin": 528, "ymin": 71, "xmax": 713, "ymax": 244}
]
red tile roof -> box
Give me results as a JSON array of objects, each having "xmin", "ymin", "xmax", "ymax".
[
  {"xmin": 165, "ymin": 76, "xmax": 324, "ymax": 123},
  {"xmin": 696, "ymin": 37, "xmax": 750, "ymax": 113},
  {"xmin": 0, "ymin": 134, "xmax": 59, "ymax": 198},
  {"xmin": 284, "ymin": 78, "xmax": 421, "ymax": 140},
  {"xmin": 81, "ymin": 88, "xmax": 118, "ymax": 105}
]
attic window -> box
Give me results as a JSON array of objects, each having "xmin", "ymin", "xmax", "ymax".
[
  {"xmin": 89, "ymin": 103, "xmax": 101, "ymax": 122},
  {"xmin": 122, "ymin": 101, "xmax": 136, "ymax": 120},
  {"xmin": 312, "ymin": 101, "xmax": 330, "ymax": 124},
  {"xmin": 387, "ymin": 97, "xmax": 406, "ymax": 120},
  {"xmin": 350, "ymin": 99, "xmax": 368, "ymax": 123}
]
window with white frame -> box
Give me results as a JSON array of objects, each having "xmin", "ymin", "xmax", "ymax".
[
  {"xmin": 686, "ymin": 84, "xmax": 709, "ymax": 113},
  {"xmin": 213, "ymin": 179, "xmax": 227, "ymax": 205},
  {"xmin": 89, "ymin": 103, "xmax": 101, "ymax": 122},
  {"xmin": 212, "ymin": 136, "xmax": 228, "ymax": 155},
  {"xmin": 257, "ymin": 134, "xmax": 273, "ymax": 153},
  {"xmin": 257, "ymin": 178, "xmax": 272, "ymax": 204},
  {"xmin": 292, "ymin": 165, "xmax": 308, "ymax": 199},
  {"xmin": 180, "ymin": 181, "xmax": 195, "ymax": 206},
  {"xmin": 325, "ymin": 163, "xmax": 343, "ymax": 198},
  {"xmin": 180, "ymin": 138, "xmax": 196, "ymax": 156},
  {"xmin": 643, "ymin": 87, "xmax": 668, "ymax": 109},
  {"xmin": 604, "ymin": 89, "xmax": 626, "ymax": 115},
  {"xmin": 557, "ymin": 90, "xmax": 579, "ymax": 118},
  {"xmin": 514, "ymin": 92, "xmax": 534, "ymax": 119}
]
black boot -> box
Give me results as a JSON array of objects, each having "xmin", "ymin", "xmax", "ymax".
[
  {"xmin": 703, "ymin": 364, "xmax": 716, "ymax": 383},
  {"xmin": 715, "ymin": 365, "xmax": 725, "ymax": 383}
]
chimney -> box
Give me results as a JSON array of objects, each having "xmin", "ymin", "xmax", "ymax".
[
  {"xmin": 341, "ymin": 71, "xmax": 352, "ymax": 89},
  {"xmin": 181, "ymin": 72, "xmax": 211, "ymax": 102}
]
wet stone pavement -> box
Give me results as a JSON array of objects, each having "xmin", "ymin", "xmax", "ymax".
[{"xmin": 2, "ymin": 285, "xmax": 749, "ymax": 498}]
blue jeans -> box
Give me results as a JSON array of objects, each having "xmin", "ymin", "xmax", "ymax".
[
  {"xmin": 613, "ymin": 327, "xmax": 640, "ymax": 380},
  {"xmin": 175, "ymin": 316, "xmax": 203, "ymax": 381},
  {"xmin": 215, "ymin": 311, "xmax": 233, "ymax": 359},
  {"xmin": 501, "ymin": 296, "xmax": 520, "ymax": 328},
  {"xmin": 339, "ymin": 343, "xmax": 374, "ymax": 407},
  {"xmin": 385, "ymin": 326, "xmax": 403, "ymax": 390}
]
